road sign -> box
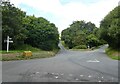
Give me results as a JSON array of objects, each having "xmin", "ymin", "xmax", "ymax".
[{"xmin": 4, "ymin": 36, "xmax": 13, "ymax": 52}]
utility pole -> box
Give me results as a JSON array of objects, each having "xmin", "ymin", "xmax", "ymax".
[{"xmin": 4, "ymin": 36, "xmax": 13, "ymax": 52}]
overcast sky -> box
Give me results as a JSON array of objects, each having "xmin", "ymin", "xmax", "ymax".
[{"xmin": 10, "ymin": 0, "xmax": 119, "ymax": 33}]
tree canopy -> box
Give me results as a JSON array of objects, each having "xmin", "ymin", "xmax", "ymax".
[
  {"xmin": 24, "ymin": 16, "xmax": 59, "ymax": 50},
  {"xmin": 100, "ymin": 6, "xmax": 120, "ymax": 49},
  {"xmin": 61, "ymin": 21, "xmax": 102, "ymax": 49},
  {"xmin": 2, "ymin": 1, "xmax": 27, "ymax": 49},
  {"xmin": 2, "ymin": 1, "xmax": 59, "ymax": 50}
]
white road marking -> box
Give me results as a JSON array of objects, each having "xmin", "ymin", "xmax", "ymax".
[
  {"xmin": 55, "ymin": 76, "xmax": 58, "ymax": 79},
  {"xmin": 87, "ymin": 59, "xmax": 100, "ymax": 63},
  {"xmin": 35, "ymin": 72, "xmax": 40, "ymax": 74},
  {"xmin": 75, "ymin": 78, "xmax": 79, "ymax": 80},
  {"xmin": 88, "ymin": 75, "xmax": 92, "ymax": 78},
  {"xmin": 80, "ymin": 75, "xmax": 84, "ymax": 77}
]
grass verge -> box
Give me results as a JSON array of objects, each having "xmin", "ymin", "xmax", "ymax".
[
  {"xmin": 0, "ymin": 54, "xmax": 2, "ymax": 61},
  {"xmin": 1, "ymin": 44, "xmax": 59, "ymax": 61},
  {"xmin": 2, "ymin": 50, "xmax": 58, "ymax": 61},
  {"xmin": 0, "ymin": 44, "xmax": 41, "ymax": 54},
  {"xmin": 105, "ymin": 48, "xmax": 120, "ymax": 60},
  {"xmin": 61, "ymin": 41, "xmax": 69, "ymax": 49}
]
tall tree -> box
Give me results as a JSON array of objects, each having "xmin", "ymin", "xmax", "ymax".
[
  {"xmin": 61, "ymin": 21, "xmax": 98, "ymax": 49},
  {"xmin": 2, "ymin": 1, "xmax": 27, "ymax": 49},
  {"xmin": 2, "ymin": 1, "xmax": 59, "ymax": 51},
  {"xmin": 100, "ymin": 6, "xmax": 120, "ymax": 49},
  {"xmin": 24, "ymin": 16, "xmax": 59, "ymax": 50}
]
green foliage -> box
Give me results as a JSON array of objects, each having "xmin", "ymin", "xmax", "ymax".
[
  {"xmin": 61, "ymin": 21, "xmax": 99, "ymax": 49},
  {"xmin": 100, "ymin": 6, "xmax": 120, "ymax": 49},
  {"xmin": 86, "ymin": 34, "xmax": 100, "ymax": 47},
  {"xmin": 24, "ymin": 16, "xmax": 59, "ymax": 50},
  {"xmin": 73, "ymin": 45, "xmax": 87, "ymax": 49},
  {"xmin": 105, "ymin": 48, "xmax": 120, "ymax": 60},
  {"xmin": 72, "ymin": 33, "xmax": 86, "ymax": 46},
  {"xmin": 2, "ymin": 50, "xmax": 57, "ymax": 61},
  {"xmin": 2, "ymin": 1, "xmax": 59, "ymax": 51},
  {"xmin": 2, "ymin": 1, "xmax": 27, "ymax": 49},
  {"xmin": 0, "ymin": 44, "xmax": 41, "ymax": 54},
  {"xmin": 61, "ymin": 41, "xmax": 69, "ymax": 49},
  {"xmin": 15, "ymin": 44, "xmax": 41, "ymax": 52}
]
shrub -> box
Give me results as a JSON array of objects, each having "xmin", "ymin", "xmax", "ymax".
[{"xmin": 73, "ymin": 45, "xmax": 87, "ymax": 49}]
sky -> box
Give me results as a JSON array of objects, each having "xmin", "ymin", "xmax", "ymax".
[{"xmin": 10, "ymin": 0, "xmax": 119, "ymax": 33}]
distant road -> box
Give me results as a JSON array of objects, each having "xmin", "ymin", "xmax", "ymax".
[{"xmin": 2, "ymin": 43, "xmax": 119, "ymax": 82}]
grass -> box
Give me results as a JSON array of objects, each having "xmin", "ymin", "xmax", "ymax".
[
  {"xmin": 2, "ymin": 51, "xmax": 57, "ymax": 61},
  {"xmin": 61, "ymin": 41, "xmax": 69, "ymax": 49},
  {"xmin": 0, "ymin": 54, "xmax": 2, "ymax": 61},
  {"xmin": 1, "ymin": 44, "xmax": 59, "ymax": 61},
  {"xmin": 105, "ymin": 48, "xmax": 120, "ymax": 60},
  {"xmin": 0, "ymin": 44, "xmax": 41, "ymax": 54},
  {"xmin": 15, "ymin": 44, "xmax": 41, "ymax": 52},
  {"xmin": 0, "ymin": 50, "xmax": 24, "ymax": 54}
]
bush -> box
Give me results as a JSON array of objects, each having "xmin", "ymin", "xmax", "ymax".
[
  {"xmin": 73, "ymin": 45, "xmax": 87, "ymax": 49},
  {"xmin": 24, "ymin": 17, "xmax": 59, "ymax": 51},
  {"xmin": 61, "ymin": 41, "xmax": 69, "ymax": 49},
  {"xmin": 15, "ymin": 44, "xmax": 41, "ymax": 52}
]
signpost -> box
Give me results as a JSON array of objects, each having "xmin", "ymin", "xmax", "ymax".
[{"xmin": 4, "ymin": 36, "xmax": 13, "ymax": 52}]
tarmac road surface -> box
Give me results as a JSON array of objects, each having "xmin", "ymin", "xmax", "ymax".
[{"xmin": 2, "ymin": 43, "xmax": 119, "ymax": 82}]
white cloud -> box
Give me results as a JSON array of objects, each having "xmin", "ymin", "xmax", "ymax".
[{"xmin": 10, "ymin": 0, "xmax": 119, "ymax": 33}]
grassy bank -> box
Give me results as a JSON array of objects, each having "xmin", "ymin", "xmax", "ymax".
[
  {"xmin": 1, "ymin": 44, "xmax": 59, "ymax": 61},
  {"xmin": 2, "ymin": 50, "xmax": 58, "ymax": 61},
  {"xmin": 61, "ymin": 41, "xmax": 69, "ymax": 49},
  {"xmin": 105, "ymin": 48, "xmax": 120, "ymax": 60},
  {"xmin": 0, "ymin": 54, "xmax": 2, "ymax": 61}
]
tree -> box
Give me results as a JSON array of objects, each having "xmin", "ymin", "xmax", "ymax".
[
  {"xmin": 2, "ymin": 1, "xmax": 59, "ymax": 51},
  {"xmin": 61, "ymin": 20, "xmax": 98, "ymax": 49},
  {"xmin": 24, "ymin": 16, "xmax": 59, "ymax": 50},
  {"xmin": 100, "ymin": 6, "xmax": 120, "ymax": 49},
  {"xmin": 72, "ymin": 33, "xmax": 86, "ymax": 46},
  {"xmin": 86, "ymin": 34, "xmax": 100, "ymax": 48},
  {"xmin": 2, "ymin": 1, "xmax": 27, "ymax": 49}
]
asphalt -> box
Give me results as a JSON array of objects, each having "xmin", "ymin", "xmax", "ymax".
[{"xmin": 2, "ymin": 43, "xmax": 119, "ymax": 82}]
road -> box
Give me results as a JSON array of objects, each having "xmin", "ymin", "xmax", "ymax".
[{"xmin": 2, "ymin": 43, "xmax": 119, "ymax": 82}]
